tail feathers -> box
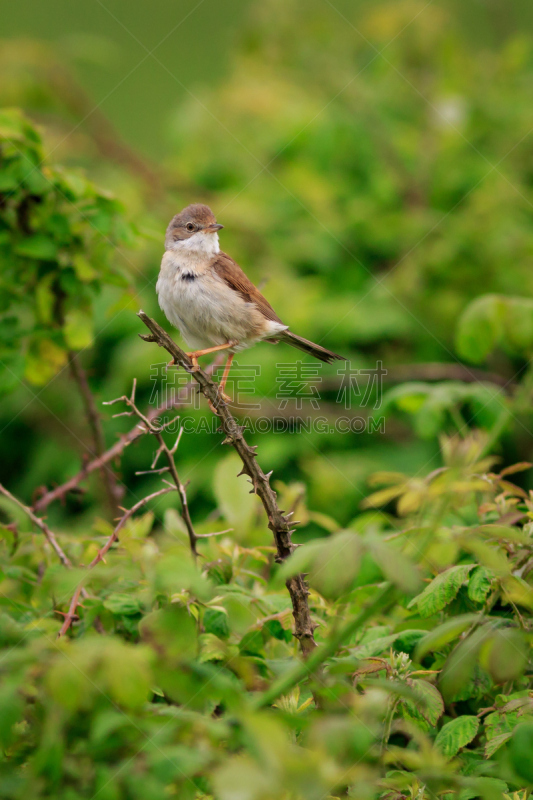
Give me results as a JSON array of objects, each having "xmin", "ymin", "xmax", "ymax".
[{"xmin": 278, "ymin": 331, "xmax": 346, "ymax": 364}]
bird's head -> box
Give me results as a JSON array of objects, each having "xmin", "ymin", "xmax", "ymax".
[{"xmin": 165, "ymin": 204, "xmax": 223, "ymax": 256}]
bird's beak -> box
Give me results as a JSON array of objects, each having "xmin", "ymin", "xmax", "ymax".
[{"xmin": 207, "ymin": 223, "xmax": 224, "ymax": 232}]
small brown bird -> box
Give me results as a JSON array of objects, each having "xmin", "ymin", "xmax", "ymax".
[{"xmin": 156, "ymin": 204, "xmax": 345, "ymax": 400}]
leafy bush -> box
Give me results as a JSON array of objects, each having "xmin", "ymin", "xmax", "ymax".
[
  {"xmin": 2, "ymin": 392, "xmax": 533, "ymax": 798},
  {"xmin": 2, "ymin": 3, "xmax": 533, "ymax": 796},
  {"xmin": 0, "ymin": 108, "xmax": 134, "ymax": 392}
]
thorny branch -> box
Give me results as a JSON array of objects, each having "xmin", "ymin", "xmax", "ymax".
[
  {"xmin": 103, "ymin": 380, "xmax": 200, "ymax": 557},
  {"xmin": 137, "ymin": 310, "xmax": 317, "ymax": 656},
  {"xmin": 33, "ymin": 357, "xmax": 224, "ymax": 513},
  {"xmin": 57, "ymin": 486, "xmax": 176, "ymax": 638}
]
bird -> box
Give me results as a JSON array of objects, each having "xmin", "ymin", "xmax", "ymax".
[{"xmin": 156, "ymin": 203, "xmax": 345, "ymax": 402}]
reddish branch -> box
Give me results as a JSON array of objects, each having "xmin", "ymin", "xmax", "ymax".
[
  {"xmin": 68, "ymin": 351, "xmax": 124, "ymax": 513},
  {"xmin": 33, "ymin": 357, "xmax": 224, "ymax": 513},
  {"xmin": 137, "ymin": 310, "xmax": 317, "ymax": 656},
  {"xmin": 0, "ymin": 483, "xmax": 72, "ymax": 568},
  {"xmin": 58, "ymin": 485, "xmax": 175, "ymax": 637},
  {"xmin": 103, "ymin": 380, "xmax": 199, "ymax": 557}
]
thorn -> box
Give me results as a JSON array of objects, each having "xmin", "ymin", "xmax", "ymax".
[
  {"xmin": 221, "ymin": 437, "xmax": 232, "ymax": 445},
  {"xmin": 264, "ymin": 470, "xmax": 273, "ymax": 481},
  {"xmin": 236, "ymin": 468, "xmax": 248, "ymax": 477},
  {"xmin": 285, "ymin": 510, "xmax": 294, "ymax": 518}
]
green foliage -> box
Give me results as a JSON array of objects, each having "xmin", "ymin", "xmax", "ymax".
[
  {"xmin": 435, "ymin": 716, "xmax": 480, "ymax": 757},
  {"xmin": 0, "ymin": 108, "xmax": 134, "ymax": 390},
  {"xmin": 457, "ymin": 295, "xmax": 533, "ymax": 363},
  {"xmin": 409, "ymin": 564, "xmax": 476, "ymax": 616},
  {"xmin": 2, "ymin": 1, "xmax": 533, "ymax": 797},
  {"xmin": 0, "ymin": 428, "xmax": 532, "ymax": 798}
]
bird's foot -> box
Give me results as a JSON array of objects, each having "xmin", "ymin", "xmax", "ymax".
[
  {"xmin": 206, "ymin": 389, "xmax": 231, "ymax": 415},
  {"xmin": 218, "ymin": 389, "xmax": 232, "ymax": 404},
  {"xmin": 207, "ymin": 397, "xmax": 219, "ymax": 415},
  {"xmin": 184, "ymin": 354, "xmax": 200, "ymax": 371}
]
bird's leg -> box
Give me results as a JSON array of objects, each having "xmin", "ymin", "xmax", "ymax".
[
  {"xmin": 218, "ymin": 354, "xmax": 235, "ymax": 403},
  {"xmin": 167, "ymin": 341, "xmax": 237, "ymax": 372}
]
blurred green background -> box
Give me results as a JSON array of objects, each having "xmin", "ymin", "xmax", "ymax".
[{"xmin": 2, "ymin": 0, "xmax": 533, "ymax": 537}]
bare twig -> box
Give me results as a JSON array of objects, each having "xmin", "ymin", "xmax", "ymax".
[
  {"xmin": 103, "ymin": 380, "xmax": 199, "ymax": 557},
  {"xmin": 0, "ymin": 483, "xmax": 72, "ymax": 568},
  {"xmin": 57, "ymin": 485, "xmax": 175, "ymax": 637},
  {"xmin": 33, "ymin": 357, "xmax": 224, "ymax": 513},
  {"xmin": 137, "ymin": 310, "xmax": 318, "ymax": 656},
  {"xmin": 68, "ymin": 351, "xmax": 124, "ymax": 514},
  {"xmin": 196, "ymin": 528, "xmax": 233, "ymax": 539}
]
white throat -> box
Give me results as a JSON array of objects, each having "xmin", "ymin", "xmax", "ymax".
[{"xmin": 171, "ymin": 231, "xmax": 220, "ymax": 260}]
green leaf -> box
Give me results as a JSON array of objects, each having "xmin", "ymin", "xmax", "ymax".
[
  {"xmin": 509, "ymin": 723, "xmax": 533, "ymax": 783},
  {"xmin": 140, "ymin": 604, "xmax": 197, "ymax": 662},
  {"xmin": 103, "ymin": 593, "xmax": 142, "ymax": 616},
  {"xmin": 408, "ymin": 679, "xmax": 444, "ymax": 726},
  {"xmin": 409, "ymin": 564, "xmax": 476, "ymax": 617},
  {"xmin": 366, "ymin": 536, "xmax": 421, "ymax": 594},
  {"xmin": 439, "ymin": 625, "xmax": 490, "ymax": 700},
  {"xmin": 435, "ymin": 715, "xmax": 479, "ymax": 757},
  {"xmin": 35, "ymin": 272, "xmax": 56, "ymax": 325},
  {"xmin": 276, "ymin": 530, "xmax": 363, "ymax": 600},
  {"xmin": 204, "ymin": 608, "xmax": 230, "ymax": 640},
  {"xmin": 46, "ymin": 654, "xmax": 92, "ymax": 712},
  {"xmin": 24, "ymin": 337, "xmax": 68, "ymax": 385},
  {"xmin": 102, "ymin": 641, "xmax": 152, "ymax": 709},
  {"xmin": 484, "ymin": 731, "xmax": 512, "ymax": 759},
  {"xmin": 239, "ymin": 629, "xmax": 264, "ymax": 656},
  {"xmin": 15, "ymin": 235, "xmax": 58, "ymax": 261},
  {"xmin": 199, "ymin": 633, "xmax": 228, "ymax": 662},
  {"xmin": 416, "ymin": 614, "xmax": 479, "ymax": 659},
  {"xmin": 457, "ymin": 777, "xmax": 508, "ymax": 800},
  {"xmin": 213, "ymin": 453, "xmax": 256, "ymax": 537},
  {"xmin": 503, "ymin": 297, "xmax": 533, "ymax": 351},
  {"xmin": 481, "ymin": 629, "xmax": 527, "ymax": 684},
  {"xmin": 456, "ymin": 294, "xmax": 506, "ymax": 363},
  {"xmin": 468, "ymin": 566, "xmax": 494, "ymax": 603},
  {"xmin": 63, "ymin": 307, "xmax": 93, "ymax": 349},
  {"xmin": 0, "ymin": 682, "xmax": 23, "ymax": 747},
  {"xmin": 353, "ymin": 633, "xmax": 398, "ymax": 659},
  {"xmin": 72, "ymin": 253, "xmax": 98, "ymax": 282}
]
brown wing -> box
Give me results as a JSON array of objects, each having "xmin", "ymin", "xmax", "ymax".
[{"xmin": 211, "ymin": 252, "xmax": 284, "ymax": 324}]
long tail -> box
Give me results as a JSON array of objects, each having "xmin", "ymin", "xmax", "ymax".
[{"xmin": 278, "ymin": 331, "xmax": 346, "ymax": 363}]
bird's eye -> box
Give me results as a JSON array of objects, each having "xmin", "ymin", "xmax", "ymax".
[{"xmin": 186, "ymin": 223, "xmax": 195, "ymax": 232}]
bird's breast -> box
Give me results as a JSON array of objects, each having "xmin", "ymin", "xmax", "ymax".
[{"xmin": 156, "ymin": 252, "xmax": 272, "ymax": 350}]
